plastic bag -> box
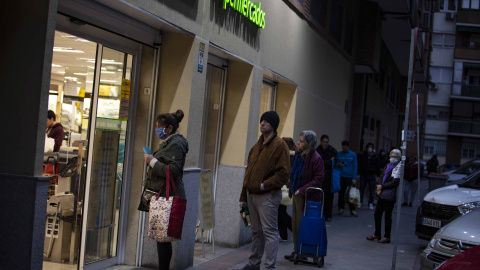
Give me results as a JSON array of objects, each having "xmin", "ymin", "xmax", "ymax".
[
  {"xmin": 280, "ymin": 185, "xmax": 292, "ymax": 206},
  {"xmin": 349, "ymin": 186, "xmax": 361, "ymax": 206}
]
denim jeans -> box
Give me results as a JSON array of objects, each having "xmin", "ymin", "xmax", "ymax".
[
  {"xmin": 404, "ymin": 179, "xmax": 418, "ymax": 204},
  {"xmin": 360, "ymin": 174, "xmax": 376, "ymax": 205}
]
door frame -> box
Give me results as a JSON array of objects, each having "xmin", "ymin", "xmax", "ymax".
[
  {"xmin": 200, "ymin": 54, "xmax": 228, "ymax": 200},
  {"xmin": 55, "ymin": 14, "xmax": 144, "ymax": 270}
]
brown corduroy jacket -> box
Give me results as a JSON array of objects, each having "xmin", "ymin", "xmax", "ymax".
[{"xmin": 239, "ymin": 134, "xmax": 290, "ymax": 202}]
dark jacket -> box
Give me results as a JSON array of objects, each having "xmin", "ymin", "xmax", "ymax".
[
  {"xmin": 316, "ymin": 145, "xmax": 337, "ymax": 192},
  {"xmin": 138, "ymin": 134, "xmax": 189, "ymax": 212},
  {"xmin": 47, "ymin": 123, "xmax": 65, "ymax": 152},
  {"xmin": 405, "ymin": 162, "xmax": 418, "ymax": 182},
  {"xmin": 357, "ymin": 151, "xmax": 381, "ymax": 176},
  {"xmin": 377, "ymin": 163, "xmax": 401, "ymax": 202},
  {"xmin": 295, "ymin": 150, "xmax": 325, "ymax": 201},
  {"xmin": 240, "ymin": 135, "xmax": 290, "ymax": 202}
]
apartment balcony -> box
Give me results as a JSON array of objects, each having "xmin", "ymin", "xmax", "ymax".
[
  {"xmin": 452, "ymin": 83, "xmax": 480, "ymax": 99},
  {"xmin": 455, "ymin": 47, "xmax": 480, "ymax": 61},
  {"xmin": 449, "ymin": 120, "xmax": 480, "ymax": 137},
  {"xmin": 457, "ymin": 9, "xmax": 480, "ymax": 24}
]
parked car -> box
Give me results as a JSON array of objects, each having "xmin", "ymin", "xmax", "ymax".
[
  {"xmin": 415, "ymin": 170, "xmax": 480, "ymax": 240},
  {"xmin": 420, "ymin": 210, "xmax": 480, "ymax": 270},
  {"xmin": 436, "ymin": 244, "xmax": 480, "ymax": 270},
  {"xmin": 438, "ymin": 164, "xmax": 460, "ymax": 173},
  {"xmin": 443, "ymin": 159, "xmax": 480, "ymax": 186}
]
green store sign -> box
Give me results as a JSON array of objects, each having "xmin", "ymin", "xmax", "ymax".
[{"xmin": 223, "ymin": 0, "xmax": 266, "ymax": 29}]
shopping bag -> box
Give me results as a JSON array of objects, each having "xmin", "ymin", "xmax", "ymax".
[
  {"xmin": 331, "ymin": 163, "xmax": 341, "ymax": 193},
  {"xmin": 280, "ymin": 185, "xmax": 292, "ymax": 206},
  {"xmin": 148, "ymin": 165, "xmax": 187, "ymax": 242},
  {"xmin": 344, "ymin": 185, "xmax": 351, "ymax": 202},
  {"xmin": 349, "ymin": 186, "xmax": 361, "ymax": 206}
]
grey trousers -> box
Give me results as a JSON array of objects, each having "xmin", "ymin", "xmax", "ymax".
[{"xmin": 246, "ymin": 190, "xmax": 282, "ymax": 270}]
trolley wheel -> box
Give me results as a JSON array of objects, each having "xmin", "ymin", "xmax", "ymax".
[
  {"xmin": 317, "ymin": 256, "xmax": 324, "ymax": 268},
  {"xmin": 293, "ymin": 253, "xmax": 299, "ymax": 265}
]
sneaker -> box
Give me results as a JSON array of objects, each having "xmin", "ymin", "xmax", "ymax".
[
  {"xmin": 369, "ymin": 203, "xmax": 374, "ymax": 210},
  {"xmin": 279, "ymin": 238, "xmax": 288, "ymax": 242},
  {"xmin": 284, "ymin": 252, "xmax": 295, "ymax": 260},
  {"xmin": 350, "ymin": 210, "xmax": 358, "ymax": 217},
  {"xmin": 409, "ymin": 202, "xmax": 413, "ymax": 207},
  {"xmin": 401, "ymin": 202, "xmax": 408, "ymax": 207},
  {"xmin": 339, "ymin": 209, "xmax": 344, "ymax": 215}
]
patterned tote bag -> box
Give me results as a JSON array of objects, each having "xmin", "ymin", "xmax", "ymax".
[{"xmin": 148, "ymin": 165, "xmax": 187, "ymax": 242}]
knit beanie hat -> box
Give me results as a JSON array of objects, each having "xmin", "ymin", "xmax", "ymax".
[{"xmin": 260, "ymin": 111, "xmax": 280, "ymax": 132}]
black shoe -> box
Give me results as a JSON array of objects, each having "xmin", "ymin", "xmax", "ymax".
[
  {"xmin": 284, "ymin": 252, "xmax": 295, "ymax": 260},
  {"xmin": 408, "ymin": 202, "xmax": 412, "ymax": 207},
  {"xmin": 401, "ymin": 202, "xmax": 408, "ymax": 207}
]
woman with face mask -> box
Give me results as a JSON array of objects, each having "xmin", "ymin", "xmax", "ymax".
[
  {"xmin": 138, "ymin": 109, "xmax": 189, "ymax": 269},
  {"xmin": 366, "ymin": 149, "xmax": 401, "ymax": 244}
]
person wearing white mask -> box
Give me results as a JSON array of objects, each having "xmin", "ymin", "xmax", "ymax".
[
  {"xmin": 366, "ymin": 149, "xmax": 401, "ymax": 244},
  {"xmin": 357, "ymin": 143, "xmax": 381, "ymax": 210}
]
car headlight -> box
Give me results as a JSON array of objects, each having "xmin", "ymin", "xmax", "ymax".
[
  {"xmin": 429, "ymin": 232, "xmax": 441, "ymax": 248},
  {"xmin": 458, "ymin": 201, "xmax": 480, "ymax": 215}
]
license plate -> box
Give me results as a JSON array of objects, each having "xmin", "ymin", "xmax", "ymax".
[{"xmin": 422, "ymin": 217, "xmax": 441, "ymax": 228}]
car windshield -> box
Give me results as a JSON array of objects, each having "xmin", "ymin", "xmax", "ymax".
[
  {"xmin": 453, "ymin": 162, "xmax": 480, "ymax": 176},
  {"xmin": 459, "ymin": 172, "xmax": 480, "ymax": 190}
]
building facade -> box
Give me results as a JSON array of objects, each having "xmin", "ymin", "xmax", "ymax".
[{"xmin": 0, "ymin": 0, "xmax": 423, "ymax": 269}]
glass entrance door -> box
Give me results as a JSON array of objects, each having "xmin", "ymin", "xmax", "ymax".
[
  {"xmin": 44, "ymin": 30, "xmax": 136, "ymax": 270},
  {"xmin": 82, "ymin": 46, "xmax": 133, "ymax": 265}
]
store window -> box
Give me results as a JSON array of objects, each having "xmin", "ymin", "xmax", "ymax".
[
  {"xmin": 462, "ymin": 0, "xmax": 480, "ymax": 10},
  {"xmin": 424, "ymin": 140, "xmax": 447, "ymax": 156}
]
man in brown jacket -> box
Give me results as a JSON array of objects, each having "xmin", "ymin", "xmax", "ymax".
[{"xmin": 237, "ymin": 111, "xmax": 290, "ymax": 270}]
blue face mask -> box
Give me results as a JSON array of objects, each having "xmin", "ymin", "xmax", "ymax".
[{"xmin": 155, "ymin": 127, "xmax": 167, "ymax": 139}]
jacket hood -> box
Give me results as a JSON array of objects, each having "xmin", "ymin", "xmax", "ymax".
[{"xmin": 164, "ymin": 134, "xmax": 189, "ymax": 154}]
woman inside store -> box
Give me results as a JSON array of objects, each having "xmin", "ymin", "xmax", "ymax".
[
  {"xmin": 139, "ymin": 109, "xmax": 189, "ymax": 269},
  {"xmin": 366, "ymin": 149, "xmax": 401, "ymax": 244},
  {"xmin": 284, "ymin": 130, "xmax": 324, "ymax": 260}
]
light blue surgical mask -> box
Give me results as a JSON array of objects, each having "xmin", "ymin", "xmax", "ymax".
[{"xmin": 155, "ymin": 127, "xmax": 167, "ymax": 139}]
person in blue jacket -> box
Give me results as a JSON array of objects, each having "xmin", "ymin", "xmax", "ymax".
[{"xmin": 336, "ymin": 140, "xmax": 358, "ymax": 217}]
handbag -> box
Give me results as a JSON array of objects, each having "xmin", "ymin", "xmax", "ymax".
[
  {"xmin": 280, "ymin": 185, "xmax": 292, "ymax": 206},
  {"xmin": 148, "ymin": 165, "xmax": 187, "ymax": 242},
  {"xmin": 140, "ymin": 188, "xmax": 158, "ymax": 208},
  {"xmin": 348, "ymin": 186, "xmax": 361, "ymax": 206},
  {"xmin": 331, "ymin": 162, "xmax": 341, "ymax": 193}
]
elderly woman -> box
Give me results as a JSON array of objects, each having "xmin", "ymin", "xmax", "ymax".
[
  {"xmin": 284, "ymin": 130, "xmax": 325, "ymax": 260},
  {"xmin": 366, "ymin": 149, "xmax": 401, "ymax": 244},
  {"xmin": 139, "ymin": 109, "xmax": 189, "ymax": 269}
]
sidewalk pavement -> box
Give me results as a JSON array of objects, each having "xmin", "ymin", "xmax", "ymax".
[{"xmin": 106, "ymin": 179, "xmax": 430, "ymax": 270}]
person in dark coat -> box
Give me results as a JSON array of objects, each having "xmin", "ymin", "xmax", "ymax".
[
  {"xmin": 278, "ymin": 137, "xmax": 296, "ymax": 241},
  {"xmin": 316, "ymin": 134, "xmax": 337, "ymax": 222},
  {"xmin": 366, "ymin": 149, "xmax": 401, "ymax": 244},
  {"xmin": 427, "ymin": 155, "xmax": 439, "ymax": 174},
  {"xmin": 284, "ymin": 130, "xmax": 325, "ymax": 261},
  {"xmin": 46, "ymin": 110, "xmax": 65, "ymax": 152},
  {"xmin": 142, "ymin": 109, "xmax": 189, "ymax": 270},
  {"xmin": 357, "ymin": 143, "xmax": 381, "ymax": 210}
]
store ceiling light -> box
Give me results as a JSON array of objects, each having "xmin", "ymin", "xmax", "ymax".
[
  {"xmin": 53, "ymin": 47, "xmax": 85, "ymax": 53},
  {"xmin": 75, "ymin": 38, "xmax": 91, "ymax": 43},
  {"xmin": 65, "ymin": 76, "xmax": 78, "ymax": 81},
  {"xmin": 56, "ymin": 71, "xmax": 65, "ymax": 74},
  {"xmin": 100, "ymin": 79, "xmax": 117, "ymax": 83},
  {"xmin": 52, "ymin": 64, "xmax": 62, "ymax": 67},
  {"xmin": 73, "ymin": 73, "xmax": 88, "ymax": 76}
]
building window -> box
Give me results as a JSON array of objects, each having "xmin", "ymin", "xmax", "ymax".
[
  {"xmin": 432, "ymin": 33, "xmax": 455, "ymax": 47},
  {"xmin": 329, "ymin": 0, "xmax": 343, "ymax": 43},
  {"xmin": 462, "ymin": 142, "xmax": 480, "ymax": 158},
  {"xmin": 424, "ymin": 140, "xmax": 447, "ymax": 156},
  {"xmin": 452, "ymin": 100, "xmax": 473, "ymax": 119},
  {"xmin": 430, "ymin": 67, "xmax": 453, "ymax": 83},
  {"xmin": 461, "ymin": 0, "xmax": 480, "ymax": 10},
  {"xmin": 344, "ymin": 17, "xmax": 354, "ymax": 54},
  {"xmin": 426, "ymin": 106, "xmax": 450, "ymax": 120},
  {"xmin": 311, "ymin": 0, "xmax": 327, "ymax": 27},
  {"xmin": 439, "ymin": 0, "xmax": 457, "ymax": 11}
]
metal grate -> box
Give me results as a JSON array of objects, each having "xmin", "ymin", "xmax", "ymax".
[
  {"xmin": 421, "ymin": 202, "xmax": 459, "ymax": 220},
  {"xmin": 427, "ymin": 251, "xmax": 452, "ymax": 264}
]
